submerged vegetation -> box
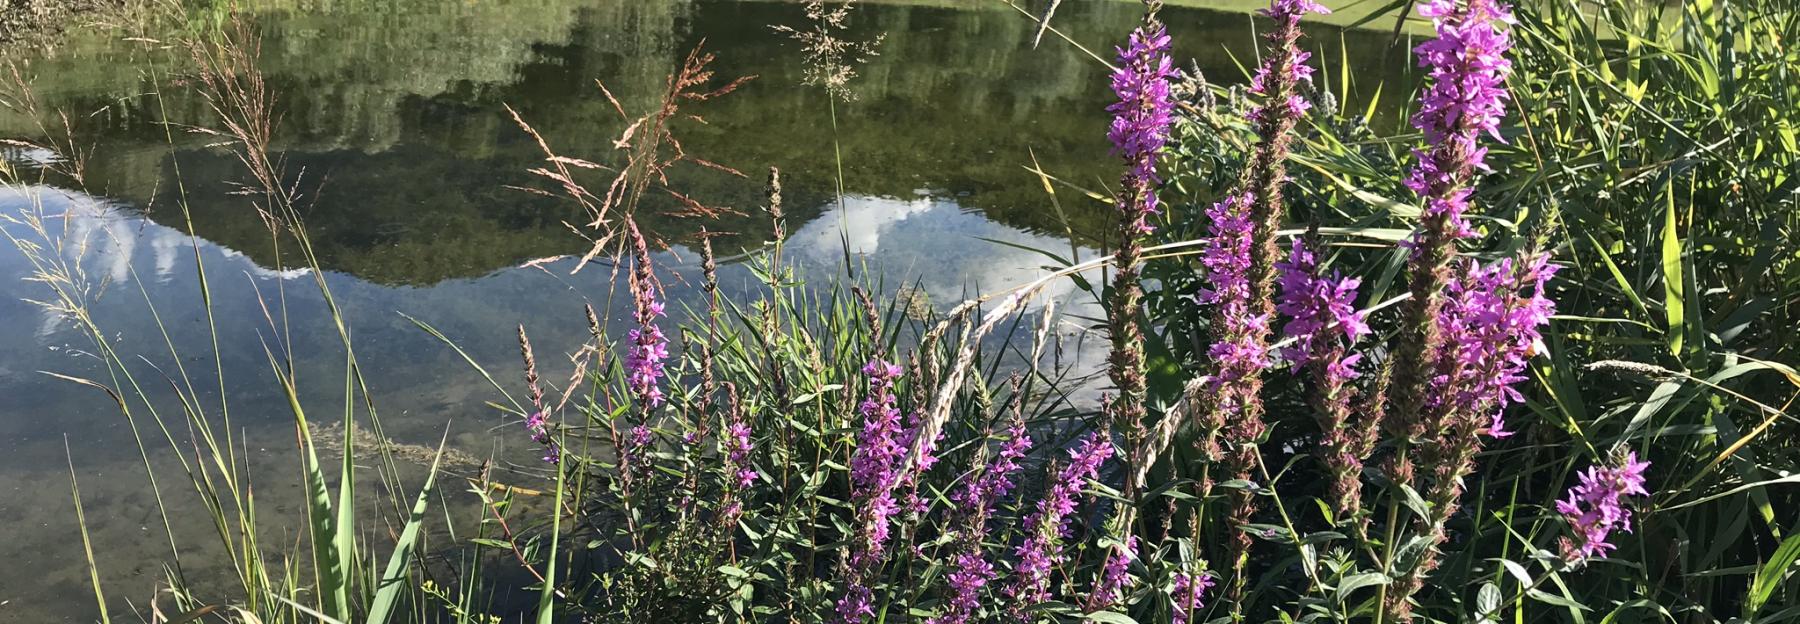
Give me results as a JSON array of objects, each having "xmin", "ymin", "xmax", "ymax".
[{"xmin": 0, "ymin": 0, "xmax": 1797, "ymax": 622}]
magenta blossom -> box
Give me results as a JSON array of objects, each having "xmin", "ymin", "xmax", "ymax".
[
  {"xmin": 625, "ymin": 284, "xmax": 668, "ymax": 408},
  {"xmin": 1084, "ymin": 537, "xmax": 1139, "ymax": 612},
  {"xmin": 1557, "ymin": 452, "xmax": 1650, "ymax": 561},
  {"xmin": 1005, "ymin": 431, "xmax": 1114, "ymax": 613},
  {"xmin": 837, "ymin": 359, "xmax": 908, "ymax": 624},
  {"xmin": 1404, "ymin": 0, "xmax": 1515, "ymax": 240},
  {"xmin": 1275, "ymin": 237, "xmax": 1369, "ymax": 370},
  {"xmin": 1107, "ymin": 26, "xmax": 1176, "ymax": 232},
  {"xmin": 1427, "ymin": 254, "xmax": 1557, "ymax": 438},
  {"xmin": 1170, "ymin": 571, "xmax": 1215, "ymax": 624},
  {"xmin": 929, "ymin": 424, "xmax": 1032, "ymax": 624}
]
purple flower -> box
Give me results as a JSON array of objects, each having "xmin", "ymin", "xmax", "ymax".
[
  {"xmin": 1405, "ymin": 0, "xmax": 1515, "ymax": 239},
  {"xmin": 1107, "ymin": 26, "xmax": 1176, "ymax": 232},
  {"xmin": 1198, "ymin": 192, "xmax": 1272, "ymax": 421},
  {"xmin": 1245, "ymin": 0, "xmax": 1330, "ymax": 124},
  {"xmin": 1425, "ymin": 254, "xmax": 1557, "ymax": 437},
  {"xmin": 1275, "ymin": 238, "xmax": 1369, "ymax": 370},
  {"xmin": 1170, "ymin": 572, "xmax": 1215, "ymax": 624},
  {"xmin": 1084, "ymin": 537, "xmax": 1138, "ymax": 612},
  {"xmin": 836, "ymin": 586, "xmax": 874, "ymax": 624},
  {"xmin": 1557, "ymin": 452, "xmax": 1650, "ymax": 561},
  {"xmin": 625, "ymin": 264, "xmax": 669, "ymax": 409},
  {"xmin": 1275, "ymin": 239, "xmax": 1376, "ymax": 519},
  {"xmin": 837, "ymin": 359, "xmax": 908, "ymax": 624},
  {"xmin": 929, "ymin": 551, "xmax": 995, "ymax": 624},
  {"xmin": 523, "ymin": 411, "xmax": 561, "ymax": 464},
  {"xmin": 1005, "ymin": 431, "xmax": 1114, "ymax": 613},
  {"xmin": 953, "ymin": 423, "xmax": 1032, "ymax": 510},
  {"xmin": 930, "ymin": 424, "xmax": 1032, "ymax": 624},
  {"xmin": 726, "ymin": 421, "xmax": 756, "ymax": 488}
]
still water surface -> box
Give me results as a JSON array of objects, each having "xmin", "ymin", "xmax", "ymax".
[{"xmin": 0, "ymin": 0, "xmax": 1401, "ymax": 618}]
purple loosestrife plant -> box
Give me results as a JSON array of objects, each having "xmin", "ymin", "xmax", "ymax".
[
  {"xmin": 1187, "ymin": 0, "xmax": 1326, "ymax": 604},
  {"xmin": 1274, "ymin": 236, "xmax": 1374, "ymax": 519},
  {"xmin": 1004, "ymin": 431, "xmax": 1114, "ymax": 618},
  {"xmin": 837, "ymin": 358, "xmax": 908, "ymax": 624},
  {"xmin": 1083, "ymin": 537, "xmax": 1139, "ymax": 613},
  {"xmin": 716, "ymin": 383, "xmax": 753, "ymax": 524},
  {"xmin": 1102, "ymin": 16, "xmax": 1174, "ymax": 587},
  {"xmin": 1379, "ymin": 0, "xmax": 1516, "ymax": 489},
  {"xmin": 1106, "ymin": 24, "xmax": 1175, "ymax": 236},
  {"xmin": 928, "ymin": 421, "xmax": 1032, "ymax": 624},
  {"xmin": 1557, "ymin": 452, "xmax": 1651, "ymax": 562},
  {"xmin": 524, "ymin": 411, "xmax": 561, "ymax": 464},
  {"xmin": 626, "ymin": 227, "xmax": 669, "ymax": 409},
  {"xmin": 516, "ymin": 326, "xmax": 562, "ymax": 464},
  {"xmin": 1170, "ymin": 571, "xmax": 1214, "ymax": 624},
  {"xmin": 1387, "ymin": 254, "xmax": 1556, "ymax": 619}
]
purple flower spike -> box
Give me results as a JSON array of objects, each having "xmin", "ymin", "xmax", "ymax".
[
  {"xmin": 625, "ymin": 238, "xmax": 669, "ymax": 409},
  {"xmin": 1084, "ymin": 537, "xmax": 1139, "ymax": 613},
  {"xmin": 523, "ymin": 411, "xmax": 561, "ymax": 464},
  {"xmin": 1405, "ymin": 0, "xmax": 1515, "ymax": 239},
  {"xmin": 1107, "ymin": 25, "xmax": 1177, "ymax": 233},
  {"xmin": 1005, "ymin": 431, "xmax": 1114, "ymax": 614},
  {"xmin": 1557, "ymin": 452, "xmax": 1650, "ymax": 561},
  {"xmin": 836, "ymin": 359, "xmax": 908, "ymax": 624},
  {"xmin": 727, "ymin": 421, "xmax": 756, "ymax": 487},
  {"xmin": 1170, "ymin": 571, "xmax": 1215, "ymax": 624},
  {"xmin": 1275, "ymin": 237, "xmax": 1369, "ymax": 369},
  {"xmin": 1425, "ymin": 254, "xmax": 1558, "ymax": 437},
  {"xmin": 929, "ymin": 423, "xmax": 1032, "ymax": 624}
]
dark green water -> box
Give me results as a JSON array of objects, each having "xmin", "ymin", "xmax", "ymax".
[{"xmin": 0, "ymin": 0, "xmax": 1405, "ymax": 618}]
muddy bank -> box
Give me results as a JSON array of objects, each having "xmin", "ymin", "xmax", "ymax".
[{"xmin": 0, "ymin": 0, "xmax": 129, "ymax": 45}]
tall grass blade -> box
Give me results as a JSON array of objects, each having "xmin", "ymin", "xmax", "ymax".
[
  {"xmin": 65, "ymin": 435, "xmax": 111, "ymax": 624},
  {"xmin": 1747, "ymin": 532, "xmax": 1800, "ymax": 616},
  {"xmin": 367, "ymin": 430, "xmax": 449, "ymax": 623},
  {"xmin": 267, "ymin": 348, "xmax": 349, "ymax": 620}
]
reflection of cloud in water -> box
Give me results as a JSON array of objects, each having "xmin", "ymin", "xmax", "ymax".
[
  {"xmin": 785, "ymin": 194, "xmax": 1110, "ymax": 403},
  {"xmin": 1, "ymin": 146, "xmax": 64, "ymax": 167},
  {"xmin": 0, "ymin": 185, "xmax": 312, "ymax": 336},
  {"xmin": 786, "ymin": 194, "xmax": 1103, "ymax": 317}
]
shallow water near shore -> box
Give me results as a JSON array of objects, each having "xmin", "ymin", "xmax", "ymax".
[{"xmin": 0, "ymin": 0, "xmax": 1404, "ymax": 618}]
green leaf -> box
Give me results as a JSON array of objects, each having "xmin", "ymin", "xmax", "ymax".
[
  {"xmin": 1084, "ymin": 612, "xmax": 1140, "ymax": 624},
  {"xmin": 1660, "ymin": 184, "xmax": 1685, "ymax": 356},
  {"xmin": 269, "ymin": 351, "xmax": 348, "ymax": 620},
  {"xmin": 1746, "ymin": 531, "xmax": 1800, "ymax": 615},
  {"xmin": 334, "ymin": 359, "xmax": 356, "ymax": 623},
  {"xmin": 367, "ymin": 431, "xmax": 448, "ymax": 623},
  {"xmin": 1336, "ymin": 572, "xmax": 1389, "ymax": 600},
  {"xmin": 1527, "ymin": 588, "xmax": 1590, "ymax": 611}
]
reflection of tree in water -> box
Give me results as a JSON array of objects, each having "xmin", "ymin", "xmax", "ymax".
[{"xmin": 3, "ymin": 0, "xmax": 1409, "ymax": 286}]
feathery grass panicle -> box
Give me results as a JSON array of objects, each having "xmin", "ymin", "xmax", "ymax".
[{"xmin": 772, "ymin": 0, "xmax": 885, "ymax": 102}]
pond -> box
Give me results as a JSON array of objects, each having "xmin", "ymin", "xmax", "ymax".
[{"xmin": 0, "ymin": 0, "xmax": 1408, "ymax": 619}]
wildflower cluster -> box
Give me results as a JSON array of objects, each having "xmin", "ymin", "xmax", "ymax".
[
  {"xmin": 1406, "ymin": 0, "xmax": 1516, "ymax": 236},
  {"xmin": 1190, "ymin": 0, "xmax": 1328, "ymax": 601},
  {"xmin": 524, "ymin": 411, "xmax": 559, "ymax": 464},
  {"xmin": 1107, "ymin": 25, "xmax": 1176, "ymax": 232},
  {"xmin": 929, "ymin": 421, "xmax": 1031, "ymax": 624},
  {"xmin": 1557, "ymin": 452, "xmax": 1651, "ymax": 561},
  {"xmin": 1275, "ymin": 238, "xmax": 1368, "ymax": 370},
  {"xmin": 1274, "ymin": 236, "xmax": 1371, "ymax": 516},
  {"xmin": 837, "ymin": 359, "xmax": 908, "ymax": 624},
  {"xmin": 1004, "ymin": 431, "xmax": 1114, "ymax": 612},
  {"xmin": 1426, "ymin": 254, "xmax": 1558, "ymax": 440},
  {"xmin": 625, "ymin": 229, "xmax": 669, "ymax": 409},
  {"xmin": 1170, "ymin": 572, "xmax": 1216, "ymax": 624},
  {"xmin": 1384, "ymin": 0, "xmax": 1518, "ymax": 482}
]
